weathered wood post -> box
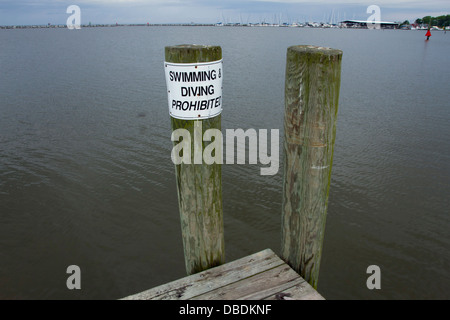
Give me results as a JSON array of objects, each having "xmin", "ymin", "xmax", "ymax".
[
  {"xmin": 281, "ymin": 45, "xmax": 342, "ymax": 289},
  {"xmin": 164, "ymin": 45, "xmax": 224, "ymax": 275}
]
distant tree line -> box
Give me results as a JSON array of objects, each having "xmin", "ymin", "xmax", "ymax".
[{"xmin": 415, "ymin": 15, "xmax": 450, "ymax": 27}]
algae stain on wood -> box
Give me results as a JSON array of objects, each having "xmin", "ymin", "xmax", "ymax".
[
  {"xmin": 166, "ymin": 45, "xmax": 224, "ymax": 275},
  {"xmin": 281, "ymin": 45, "xmax": 342, "ymax": 289}
]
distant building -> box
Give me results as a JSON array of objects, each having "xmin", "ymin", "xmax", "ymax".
[{"xmin": 341, "ymin": 20, "xmax": 400, "ymax": 29}]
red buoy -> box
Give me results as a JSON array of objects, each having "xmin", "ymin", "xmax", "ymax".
[{"xmin": 425, "ymin": 29, "xmax": 431, "ymax": 40}]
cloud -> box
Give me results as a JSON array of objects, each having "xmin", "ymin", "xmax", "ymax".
[{"xmin": 249, "ymin": 0, "xmax": 447, "ymax": 6}]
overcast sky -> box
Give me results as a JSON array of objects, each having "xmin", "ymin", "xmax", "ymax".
[{"xmin": 0, "ymin": 0, "xmax": 449, "ymax": 25}]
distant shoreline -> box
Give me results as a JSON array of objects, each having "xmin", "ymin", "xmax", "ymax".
[
  {"xmin": 0, "ymin": 23, "xmax": 216, "ymax": 29},
  {"xmin": 1, "ymin": 22, "xmax": 447, "ymax": 30},
  {"xmin": 0, "ymin": 22, "xmax": 381, "ymax": 30}
]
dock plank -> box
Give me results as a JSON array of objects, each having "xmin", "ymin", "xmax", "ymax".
[
  {"xmin": 192, "ymin": 264, "xmax": 301, "ymax": 300},
  {"xmin": 264, "ymin": 281, "xmax": 325, "ymax": 300},
  {"xmin": 122, "ymin": 249, "xmax": 324, "ymax": 300}
]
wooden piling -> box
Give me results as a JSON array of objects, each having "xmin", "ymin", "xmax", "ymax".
[
  {"xmin": 165, "ymin": 45, "xmax": 224, "ymax": 275},
  {"xmin": 281, "ymin": 45, "xmax": 342, "ymax": 289}
]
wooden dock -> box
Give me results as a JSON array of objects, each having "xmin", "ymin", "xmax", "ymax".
[{"xmin": 122, "ymin": 249, "xmax": 324, "ymax": 300}]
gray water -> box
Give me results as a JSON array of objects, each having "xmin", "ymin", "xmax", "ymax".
[{"xmin": 0, "ymin": 26, "xmax": 449, "ymax": 300}]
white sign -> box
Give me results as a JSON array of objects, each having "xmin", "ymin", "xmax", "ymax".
[{"xmin": 164, "ymin": 60, "xmax": 223, "ymax": 120}]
